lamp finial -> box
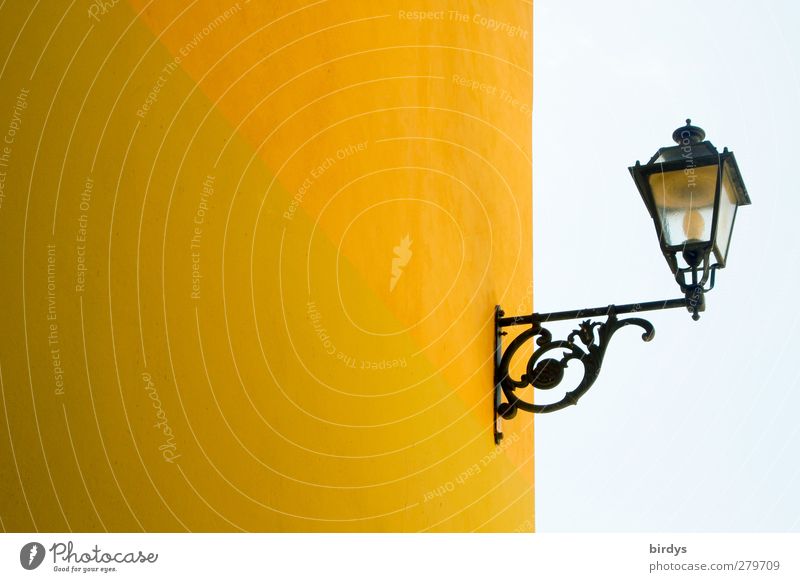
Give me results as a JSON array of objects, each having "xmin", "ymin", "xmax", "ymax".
[{"xmin": 672, "ymin": 119, "xmax": 706, "ymax": 145}]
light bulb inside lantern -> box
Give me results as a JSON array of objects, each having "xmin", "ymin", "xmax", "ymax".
[{"xmin": 682, "ymin": 208, "xmax": 705, "ymax": 241}]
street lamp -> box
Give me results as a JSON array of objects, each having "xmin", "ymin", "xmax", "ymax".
[
  {"xmin": 493, "ymin": 120, "xmax": 750, "ymax": 443},
  {"xmin": 630, "ymin": 119, "xmax": 751, "ymax": 319}
]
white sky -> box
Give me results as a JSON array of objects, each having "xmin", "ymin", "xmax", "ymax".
[{"xmin": 533, "ymin": 0, "xmax": 800, "ymax": 531}]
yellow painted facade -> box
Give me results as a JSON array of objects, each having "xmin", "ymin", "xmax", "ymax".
[{"xmin": 0, "ymin": 1, "xmax": 532, "ymax": 531}]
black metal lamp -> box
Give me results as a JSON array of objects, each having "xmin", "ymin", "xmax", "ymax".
[
  {"xmin": 493, "ymin": 120, "xmax": 750, "ymax": 443},
  {"xmin": 630, "ymin": 119, "xmax": 751, "ymax": 319}
]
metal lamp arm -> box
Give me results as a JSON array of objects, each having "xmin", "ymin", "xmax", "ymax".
[{"xmin": 493, "ymin": 297, "xmax": 689, "ymax": 443}]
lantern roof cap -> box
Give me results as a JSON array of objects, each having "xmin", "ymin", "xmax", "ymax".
[{"xmin": 672, "ymin": 119, "xmax": 706, "ymax": 145}]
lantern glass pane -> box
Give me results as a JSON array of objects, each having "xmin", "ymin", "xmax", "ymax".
[
  {"xmin": 647, "ymin": 165, "xmax": 717, "ymax": 247},
  {"xmin": 714, "ymin": 159, "xmax": 739, "ymax": 265}
]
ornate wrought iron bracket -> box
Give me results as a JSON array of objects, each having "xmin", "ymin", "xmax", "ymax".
[{"xmin": 493, "ymin": 298, "xmax": 688, "ymax": 443}]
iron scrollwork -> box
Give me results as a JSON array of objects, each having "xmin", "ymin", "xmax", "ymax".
[{"xmin": 493, "ymin": 305, "xmax": 657, "ymax": 443}]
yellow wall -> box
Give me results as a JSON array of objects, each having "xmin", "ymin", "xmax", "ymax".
[{"xmin": 0, "ymin": 1, "xmax": 532, "ymax": 532}]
